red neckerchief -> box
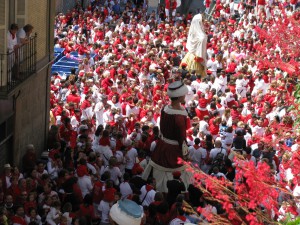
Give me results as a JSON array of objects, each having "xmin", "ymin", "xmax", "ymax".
[
  {"xmin": 146, "ymin": 184, "xmax": 153, "ymax": 192},
  {"xmin": 10, "ymin": 31, "xmax": 16, "ymax": 39},
  {"xmin": 177, "ymin": 215, "xmax": 187, "ymax": 222},
  {"xmin": 99, "ymin": 137, "xmax": 110, "ymax": 146}
]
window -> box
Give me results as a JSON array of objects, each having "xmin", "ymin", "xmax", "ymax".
[
  {"xmin": 0, "ymin": 0, "xmax": 7, "ymax": 53},
  {"xmin": 15, "ymin": 0, "xmax": 27, "ymax": 28}
]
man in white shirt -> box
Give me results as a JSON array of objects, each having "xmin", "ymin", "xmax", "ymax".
[
  {"xmin": 139, "ymin": 178, "xmax": 156, "ymax": 206},
  {"xmin": 7, "ymin": 24, "xmax": 19, "ymax": 53},
  {"xmin": 188, "ymin": 138, "xmax": 203, "ymax": 168},
  {"xmin": 206, "ymin": 55, "xmax": 218, "ymax": 76},
  {"xmin": 210, "ymin": 140, "xmax": 227, "ymax": 160},
  {"xmin": 17, "ymin": 24, "xmax": 34, "ymax": 46},
  {"xmin": 252, "ymin": 119, "xmax": 265, "ymax": 137},
  {"xmin": 124, "ymin": 139, "xmax": 138, "ymax": 174},
  {"xmin": 199, "ymin": 116, "xmax": 210, "ymax": 135},
  {"xmin": 94, "ymin": 95, "xmax": 107, "ymax": 127}
]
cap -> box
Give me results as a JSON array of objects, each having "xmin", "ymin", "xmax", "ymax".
[
  {"xmin": 110, "ymin": 199, "xmax": 143, "ymax": 225},
  {"xmin": 4, "ymin": 164, "xmax": 11, "ymax": 169},
  {"xmin": 181, "ymin": 62, "xmax": 187, "ymax": 67},
  {"xmin": 172, "ymin": 171, "xmax": 181, "ymax": 178},
  {"xmin": 167, "ymin": 81, "xmax": 188, "ymax": 98}
]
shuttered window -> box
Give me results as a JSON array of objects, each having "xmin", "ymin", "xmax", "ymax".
[
  {"xmin": 0, "ymin": 0, "xmax": 7, "ymax": 53},
  {"xmin": 15, "ymin": 0, "xmax": 26, "ymax": 28}
]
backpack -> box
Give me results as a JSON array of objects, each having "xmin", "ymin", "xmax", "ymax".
[{"xmin": 210, "ymin": 148, "xmax": 226, "ymax": 173}]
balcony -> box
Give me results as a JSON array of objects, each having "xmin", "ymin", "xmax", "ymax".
[{"xmin": 0, "ymin": 33, "xmax": 37, "ymax": 97}]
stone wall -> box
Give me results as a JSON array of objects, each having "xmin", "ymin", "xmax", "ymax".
[
  {"xmin": 13, "ymin": 64, "xmax": 51, "ymax": 166},
  {"xmin": 27, "ymin": 0, "xmax": 48, "ymax": 61}
]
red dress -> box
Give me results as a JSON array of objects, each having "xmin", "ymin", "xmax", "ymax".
[{"xmin": 151, "ymin": 106, "xmax": 188, "ymax": 168}]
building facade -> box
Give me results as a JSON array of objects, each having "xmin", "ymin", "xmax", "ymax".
[{"xmin": 0, "ymin": 0, "xmax": 55, "ymax": 168}]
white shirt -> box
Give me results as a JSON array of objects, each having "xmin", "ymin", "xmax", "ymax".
[
  {"xmin": 98, "ymin": 200, "xmax": 111, "ymax": 223},
  {"xmin": 77, "ymin": 175, "xmax": 93, "ymax": 197},
  {"xmin": 17, "ymin": 28, "xmax": 27, "ymax": 44},
  {"xmin": 120, "ymin": 181, "xmax": 133, "ymax": 199},
  {"xmin": 139, "ymin": 185, "xmax": 156, "ymax": 206},
  {"xmin": 125, "ymin": 147, "xmax": 138, "ymax": 169},
  {"xmin": 46, "ymin": 207, "xmax": 61, "ymax": 225},
  {"xmin": 191, "ymin": 80, "xmax": 202, "ymax": 92},
  {"xmin": 252, "ymin": 125, "xmax": 265, "ymax": 137},
  {"xmin": 210, "ymin": 147, "xmax": 227, "ymax": 160},
  {"xmin": 188, "ymin": 145, "xmax": 203, "ymax": 167},
  {"xmin": 103, "ymin": 166, "xmax": 122, "ymax": 186},
  {"xmin": 199, "ymin": 120, "xmax": 209, "ymax": 135},
  {"xmin": 169, "ymin": 217, "xmax": 191, "ymax": 225},
  {"xmin": 99, "ymin": 145, "xmax": 113, "ymax": 167},
  {"xmin": 126, "ymin": 105, "xmax": 140, "ymax": 117},
  {"xmin": 7, "ymin": 31, "xmax": 18, "ymax": 52}
]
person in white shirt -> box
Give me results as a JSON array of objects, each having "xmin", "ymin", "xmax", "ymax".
[
  {"xmin": 207, "ymin": 55, "xmax": 218, "ymax": 77},
  {"xmin": 7, "ymin": 24, "xmax": 19, "ymax": 53},
  {"xmin": 210, "ymin": 140, "xmax": 227, "ymax": 160},
  {"xmin": 103, "ymin": 157, "xmax": 122, "ymax": 186},
  {"xmin": 244, "ymin": 147, "xmax": 256, "ymax": 164},
  {"xmin": 236, "ymin": 74, "xmax": 248, "ymax": 99},
  {"xmin": 210, "ymin": 167, "xmax": 227, "ymax": 179},
  {"xmin": 185, "ymin": 81, "xmax": 194, "ymax": 106},
  {"xmin": 124, "ymin": 139, "xmax": 138, "ymax": 174},
  {"xmin": 119, "ymin": 173, "xmax": 133, "ymax": 199},
  {"xmin": 139, "ymin": 178, "xmax": 156, "ymax": 206},
  {"xmin": 17, "ymin": 24, "xmax": 34, "ymax": 46},
  {"xmin": 252, "ymin": 75, "xmax": 267, "ymax": 96},
  {"xmin": 107, "ymin": 94, "xmax": 122, "ymax": 110},
  {"xmin": 199, "ymin": 116, "xmax": 210, "ymax": 135},
  {"xmin": 198, "ymin": 77, "xmax": 210, "ymax": 94},
  {"xmin": 94, "ymin": 96, "xmax": 107, "ymax": 127},
  {"xmin": 98, "ymin": 193, "xmax": 113, "ymax": 224},
  {"xmin": 77, "ymin": 167, "xmax": 93, "ymax": 198},
  {"xmin": 169, "ymin": 204, "xmax": 191, "ymax": 225},
  {"xmin": 252, "ymin": 119, "xmax": 265, "ymax": 137},
  {"xmin": 46, "ymin": 201, "xmax": 62, "ymax": 225},
  {"xmin": 188, "ymin": 138, "xmax": 203, "ymax": 168}
]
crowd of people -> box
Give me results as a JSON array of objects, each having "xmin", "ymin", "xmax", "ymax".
[{"xmin": 2, "ymin": 0, "xmax": 300, "ymax": 224}]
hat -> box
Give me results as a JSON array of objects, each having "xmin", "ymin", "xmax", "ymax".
[
  {"xmin": 172, "ymin": 171, "xmax": 181, "ymax": 178},
  {"xmin": 77, "ymin": 165, "xmax": 89, "ymax": 177},
  {"xmin": 103, "ymin": 187, "xmax": 116, "ymax": 202},
  {"xmin": 4, "ymin": 164, "xmax": 11, "ymax": 169},
  {"xmin": 181, "ymin": 62, "xmax": 187, "ymax": 67},
  {"xmin": 167, "ymin": 81, "xmax": 188, "ymax": 98},
  {"xmin": 110, "ymin": 199, "xmax": 143, "ymax": 225},
  {"xmin": 135, "ymin": 166, "xmax": 144, "ymax": 175}
]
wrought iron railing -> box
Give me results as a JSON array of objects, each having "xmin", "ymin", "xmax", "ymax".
[{"xmin": 0, "ymin": 33, "xmax": 37, "ymax": 94}]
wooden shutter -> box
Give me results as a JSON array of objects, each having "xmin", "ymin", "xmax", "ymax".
[
  {"xmin": 0, "ymin": 0, "xmax": 7, "ymax": 53},
  {"xmin": 15, "ymin": 0, "xmax": 26, "ymax": 28}
]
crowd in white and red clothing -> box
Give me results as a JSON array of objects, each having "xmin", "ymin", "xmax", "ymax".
[{"xmin": 1, "ymin": 0, "xmax": 300, "ymax": 224}]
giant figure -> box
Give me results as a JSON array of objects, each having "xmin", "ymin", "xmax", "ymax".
[
  {"xmin": 142, "ymin": 81, "xmax": 192, "ymax": 192},
  {"xmin": 181, "ymin": 14, "xmax": 207, "ymax": 76}
]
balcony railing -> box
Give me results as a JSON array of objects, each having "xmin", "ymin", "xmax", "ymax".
[{"xmin": 0, "ymin": 33, "xmax": 37, "ymax": 94}]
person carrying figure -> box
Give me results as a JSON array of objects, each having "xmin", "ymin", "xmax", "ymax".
[
  {"xmin": 181, "ymin": 14, "xmax": 207, "ymax": 76},
  {"xmin": 143, "ymin": 80, "xmax": 192, "ymax": 192}
]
